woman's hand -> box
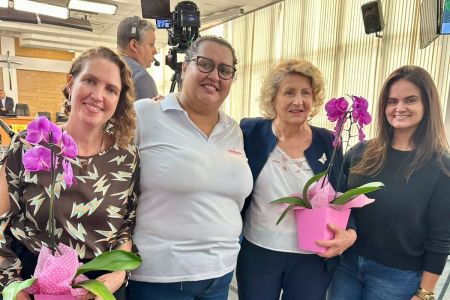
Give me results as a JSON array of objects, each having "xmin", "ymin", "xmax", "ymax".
[
  {"xmin": 151, "ymin": 95, "xmax": 164, "ymax": 101},
  {"xmin": 316, "ymin": 224, "xmax": 357, "ymax": 258},
  {"xmin": 76, "ymin": 271, "xmax": 126, "ymax": 300},
  {"xmin": 410, "ymin": 296, "xmax": 421, "ymax": 300},
  {"xmin": 16, "ymin": 291, "xmax": 32, "ymax": 300},
  {"xmin": 94, "ymin": 270, "xmax": 126, "ymax": 298}
]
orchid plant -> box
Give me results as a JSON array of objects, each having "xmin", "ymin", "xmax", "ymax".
[
  {"xmin": 2, "ymin": 116, "xmax": 142, "ymax": 300},
  {"xmin": 272, "ymin": 95, "xmax": 384, "ymax": 225},
  {"xmin": 23, "ymin": 116, "xmax": 78, "ymax": 252}
]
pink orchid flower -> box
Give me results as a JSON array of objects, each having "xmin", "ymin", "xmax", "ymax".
[
  {"xmin": 325, "ymin": 97, "xmax": 349, "ymax": 122},
  {"xmin": 26, "ymin": 116, "xmax": 62, "ymax": 145},
  {"xmin": 23, "ymin": 146, "xmax": 53, "ymax": 172},
  {"xmin": 62, "ymin": 159, "xmax": 75, "ymax": 188},
  {"xmin": 61, "ymin": 132, "xmax": 78, "ymax": 159}
]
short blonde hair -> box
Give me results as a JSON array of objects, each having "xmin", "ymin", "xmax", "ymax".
[{"xmin": 259, "ymin": 59, "xmax": 325, "ymax": 119}]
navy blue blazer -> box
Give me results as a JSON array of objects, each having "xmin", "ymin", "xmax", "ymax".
[
  {"xmin": 0, "ymin": 96, "xmax": 14, "ymax": 113},
  {"xmin": 240, "ymin": 117, "xmax": 344, "ymax": 215}
]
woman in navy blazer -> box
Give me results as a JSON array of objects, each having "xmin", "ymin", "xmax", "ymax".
[{"xmin": 236, "ymin": 59, "xmax": 356, "ymax": 300}]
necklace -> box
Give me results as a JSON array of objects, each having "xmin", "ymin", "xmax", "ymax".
[
  {"xmin": 97, "ymin": 133, "xmax": 105, "ymax": 154},
  {"xmin": 63, "ymin": 125, "xmax": 105, "ymax": 156}
]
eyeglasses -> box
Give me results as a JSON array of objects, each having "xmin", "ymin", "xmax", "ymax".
[{"xmin": 188, "ymin": 56, "xmax": 236, "ymax": 80}]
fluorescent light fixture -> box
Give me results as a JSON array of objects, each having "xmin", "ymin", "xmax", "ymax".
[
  {"xmin": 0, "ymin": 0, "xmax": 8, "ymax": 8},
  {"xmin": 68, "ymin": 0, "xmax": 117, "ymax": 15},
  {"xmin": 14, "ymin": 0, "xmax": 69, "ymax": 19}
]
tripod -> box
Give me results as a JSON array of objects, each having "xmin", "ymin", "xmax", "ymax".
[{"xmin": 169, "ymin": 62, "xmax": 183, "ymax": 93}]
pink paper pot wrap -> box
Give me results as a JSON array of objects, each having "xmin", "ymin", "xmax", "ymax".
[
  {"xmin": 295, "ymin": 206, "xmax": 351, "ymax": 253},
  {"xmin": 25, "ymin": 243, "xmax": 88, "ymax": 297},
  {"xmin": 34, "ymin": 294, "xmax": 77, "ymax": 300}
]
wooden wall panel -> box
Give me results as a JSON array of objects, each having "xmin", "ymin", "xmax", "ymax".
[
  {"xmin": 15, "ymin": 39, "xmax": 74, "ymax": 61},
  {"xmin": 17, "ymin": 70, "xmax": 67, "ymax": 120}
]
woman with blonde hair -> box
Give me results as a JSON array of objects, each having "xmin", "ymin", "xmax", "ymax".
[
  {"xmin": 328, "ymin": 66, "xmax": 450, "ymax": 300},
  {"xmin": 0, "ymin": 46, "xmax": 139, "ymax": 300},
  {"xmin": 236, "ymin": 59, "xmax": 356, "ymax": 300}
]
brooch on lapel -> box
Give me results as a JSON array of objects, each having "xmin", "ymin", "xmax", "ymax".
[{"xmin": 318, "ymin": 153, "xmax": 327, "ymax": 164}]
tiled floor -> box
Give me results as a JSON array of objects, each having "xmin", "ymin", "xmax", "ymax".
[{"xmin": 227, "ymin": 275, "xmax": 238, "ymax": 300}]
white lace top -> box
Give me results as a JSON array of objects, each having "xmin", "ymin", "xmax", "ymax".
[{"xmin": 243, "ymin": 146, "xmax": 315, "ymax": 253}]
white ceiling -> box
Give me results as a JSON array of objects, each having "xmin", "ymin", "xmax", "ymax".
[{"xmin": 0, "ymin": 0, "xmax": 277, "ymax": 52}]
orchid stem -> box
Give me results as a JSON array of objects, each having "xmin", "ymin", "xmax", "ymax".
[
  {"xmin": 48, "ymin": 131, "xmax": 60, "ymax": 255},
  {"xmin": 323, "ymin": 111, "xmax": 348, "ymax": 188}
]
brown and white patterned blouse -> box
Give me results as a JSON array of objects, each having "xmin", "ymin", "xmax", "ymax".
[{"xmin": 0, "ymin": 134, "xmax": 140, "ymax": 288}]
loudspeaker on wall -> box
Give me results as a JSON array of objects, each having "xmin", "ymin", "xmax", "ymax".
[{"xmin": 361, "ymin": 0, "xmax": 385, "ymax": 34}]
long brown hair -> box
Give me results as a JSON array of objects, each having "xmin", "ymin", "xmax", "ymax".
[
  {"xmin": 352, "ymin": 65, "xmax": 449, "ymax": 180},
  {"xmin": 63, "ymin": 47, "xmax": 135, "ymax": 148}
]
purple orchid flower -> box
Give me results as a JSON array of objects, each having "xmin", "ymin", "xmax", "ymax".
[
  {"xmin": 332, "ymin": 116, "xmax": 347, "ymax": 147},
  {"xmin": 356, "ymin": 110, "xmax": 372, "ymax": 127},
  {"xmin": 26, "ymin": 116, "xmax": 62, "ymax": 145},
  {"xmin": 358, "ymin": 126, "xmax": 366, "ymax": 141},
  {"xmin": 23, "ymin": 145, "xmax": 53, "ymax": 172},
  {"xmin": 61, "ymin": 132, "xmax": 78, "ymax": 159},
  {"xmin": 62, "ymin": 158, "xmax": 75, "ymax": 187},
  {"xmin": 325, "ymin": 97, "xmax": 349, "ymax": 122},
  {"xmin": 351, "ymin": 96, "xmax": 371, "ymax": 126}
]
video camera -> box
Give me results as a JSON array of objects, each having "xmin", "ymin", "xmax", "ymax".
[{"xmin": 156, "ymin": 1, "xmax": 200, "ymax": 74}]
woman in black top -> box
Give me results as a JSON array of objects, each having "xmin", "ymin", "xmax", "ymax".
[{"xmin": 328, "ymin": 66, "xmax": 450, "ymax": 300}]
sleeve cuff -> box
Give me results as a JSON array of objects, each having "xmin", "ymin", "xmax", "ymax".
[{"xmin": 423, "ymin": 252, "xmax": 448, "ymax": 275}]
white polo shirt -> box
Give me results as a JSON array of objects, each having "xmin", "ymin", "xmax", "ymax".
[{"xmin": 132, "ymin": 93, "xmax": 253, "ymax": 283}]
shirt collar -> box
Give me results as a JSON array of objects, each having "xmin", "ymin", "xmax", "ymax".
[{"xmin": 160, "ymin": 93, "xmax": 231, "ymax": 128}]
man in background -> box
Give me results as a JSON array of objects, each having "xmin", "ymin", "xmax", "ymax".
[
  {"xmin": 0, "ymin": 88, "xmax": 14, "ymax": 115},
  {"xmin": 117, "ymin": 16, "xmax": 159, "ymax": 100}
]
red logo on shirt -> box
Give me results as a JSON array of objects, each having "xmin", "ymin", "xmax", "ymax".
[{"xmin": 228, "ymin": 148, "xmax": 242, "ymax": 155}]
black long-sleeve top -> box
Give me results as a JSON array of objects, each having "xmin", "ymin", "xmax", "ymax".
[{"xmin": 345, "ymin": 142, "xmax": 450, "ymax": 274}]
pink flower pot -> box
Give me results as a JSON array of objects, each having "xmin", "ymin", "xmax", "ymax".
[
  {"xmin": 34, "ymin": 294, "xmax": 76, "ymax": 300},
  {"xmin": 295, "ymin": 206, "xmax": 351, "ymax": 253}
]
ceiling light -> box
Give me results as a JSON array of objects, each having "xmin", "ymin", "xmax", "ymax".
[
  {"xmin": 68, "ymin": 0, "xmax": 117, "ymax": 15},
  {"xmin": 14, "ymin": 0, "xmax": 69, "ymax": 19},
  {"xmin": 0, "ymin": 0, "xmax": 8, "ymax": 8}
]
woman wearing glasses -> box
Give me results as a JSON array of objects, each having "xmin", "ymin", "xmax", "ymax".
[{"xmin": 127, "ymin": 35, "xmax": 253, "ymax": 300}]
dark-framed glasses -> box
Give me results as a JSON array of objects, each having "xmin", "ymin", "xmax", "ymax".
[{"xmin": 188, "ymin": 56, "xmax": 236, "ymax": 80}]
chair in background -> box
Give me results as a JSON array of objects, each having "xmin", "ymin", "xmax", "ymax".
[
  {"xmin": 56, "ymin": 112, "xmax": 68, "ymax": 123},
  {"xmin": 15, "ymin": 103, "xmax": 30, "ymax": 116},
  {"xmin": 37, "ymin": 112, "xmax": 51, "ymax": 121}
]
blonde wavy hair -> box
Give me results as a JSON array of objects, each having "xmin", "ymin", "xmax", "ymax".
[
  {"xmin": 259, "ymin": 59, "xmax": 325, "ymax": 119},
  {"xmin": 62, "ymin": 47, "xmax": 136, "ymax": 148}
]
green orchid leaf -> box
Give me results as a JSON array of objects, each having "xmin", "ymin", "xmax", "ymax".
[
  {"xmin": 331, "ymin": 182, "xmax": 384, "ymax": 205},
  {"xmin": 275, "ymin": 203, "xmax": 297, "ymax": 225},
  {"xmin": 76, "ymin": 250, "xmax": 141, "ymax": 277},
  {"xmin": 270, "ymin": 196, "xmax": 307, "ymax": 206},
  {"xmin": 302, "ymin": 171, "xmax": 327, "ymax": 207},
  {"xmin": 73, "ymin": 279, "xmax": 115, "ymax": 300},
  {"xmin": 2, "ymin": 278, "xmax": 36, "ymax": 300}
]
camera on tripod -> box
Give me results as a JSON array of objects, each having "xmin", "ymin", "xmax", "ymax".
[{"xmin": 156, "ymin": 1, "xmax": 200, "ymax": 72}]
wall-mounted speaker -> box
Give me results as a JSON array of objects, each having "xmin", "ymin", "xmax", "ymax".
[{"xmin": 361, "ymin": 0, "xmax": 385, "ymax": 34}]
